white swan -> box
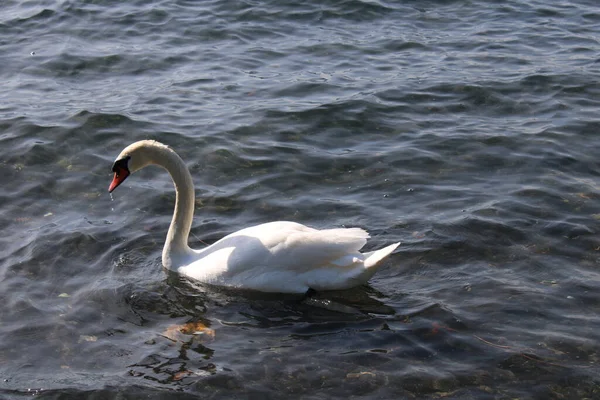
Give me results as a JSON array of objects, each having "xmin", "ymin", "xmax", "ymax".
[{"xmin": 109, "ymin": 140, "xmax": 400, "ymax": 293}]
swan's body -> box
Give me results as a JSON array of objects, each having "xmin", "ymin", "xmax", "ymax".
[{"xmin": 109, "ymin": 140, "xmax": 400, "ymax": 293}]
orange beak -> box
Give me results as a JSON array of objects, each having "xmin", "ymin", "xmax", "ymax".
[{"xmin": 109, "ymin": 167, "xmax": 129, "ymax": 193}]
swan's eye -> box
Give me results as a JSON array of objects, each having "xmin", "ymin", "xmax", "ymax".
[{"xmin": 111, "ymin": 155, "xmax": 131, "ymax": 174}]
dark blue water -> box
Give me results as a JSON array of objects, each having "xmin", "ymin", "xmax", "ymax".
[{"xmin": 2, "ymin": 0, "xmax": 600, "ymax": 398}]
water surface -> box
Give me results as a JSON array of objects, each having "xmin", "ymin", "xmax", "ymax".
[{"xmin": 1, "ymin": 0, "xmax": 600, "ymax": 398}]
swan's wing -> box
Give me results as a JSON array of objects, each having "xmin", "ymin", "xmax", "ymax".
[
  {"xmin": 183, "ymin": 222, "xmax": 367, "ymax": 273},
  {"xmin": 266, "ymin": 227, "xmax": 370, "ymax": 272},
  {"xmin": 179, "ymin": 221, "xmax": 398, "ymax": 293}
]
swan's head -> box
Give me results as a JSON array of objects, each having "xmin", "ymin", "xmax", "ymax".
[{"xmin": 109, "ymin": 140, "xmax": 170, "ymax": 193}]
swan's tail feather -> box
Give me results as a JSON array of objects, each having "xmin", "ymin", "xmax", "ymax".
[
  {"xmin": 306, "ymin": 241, "xmax": 400, "ymax": 291},
  {"xmin": 363, "ymin": 242, "xmax": 401, "ymax": 268}
]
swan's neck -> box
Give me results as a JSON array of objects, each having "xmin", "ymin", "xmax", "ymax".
[{"xmin": 153, "ymin": 146, "xmax": 195, "ymax": 268}]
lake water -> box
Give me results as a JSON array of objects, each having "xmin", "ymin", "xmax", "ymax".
[{"xmin": 1, "ymin": 0, "xmax": 600, "ymax": 398}]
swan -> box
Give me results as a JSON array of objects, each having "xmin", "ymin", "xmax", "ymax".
[{"xmin": 108, "ymin": 140, "xmax": 400, "ymax": 293}]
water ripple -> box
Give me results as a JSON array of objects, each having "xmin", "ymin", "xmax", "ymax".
[{"xmin": 1, "ymin": 0, "xmax": 600, "ymax": 397}]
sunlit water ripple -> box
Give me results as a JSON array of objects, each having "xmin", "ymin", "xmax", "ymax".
[{"xmin": 1, "ymin": 0, "xmax": 600, "ymax": 398}]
